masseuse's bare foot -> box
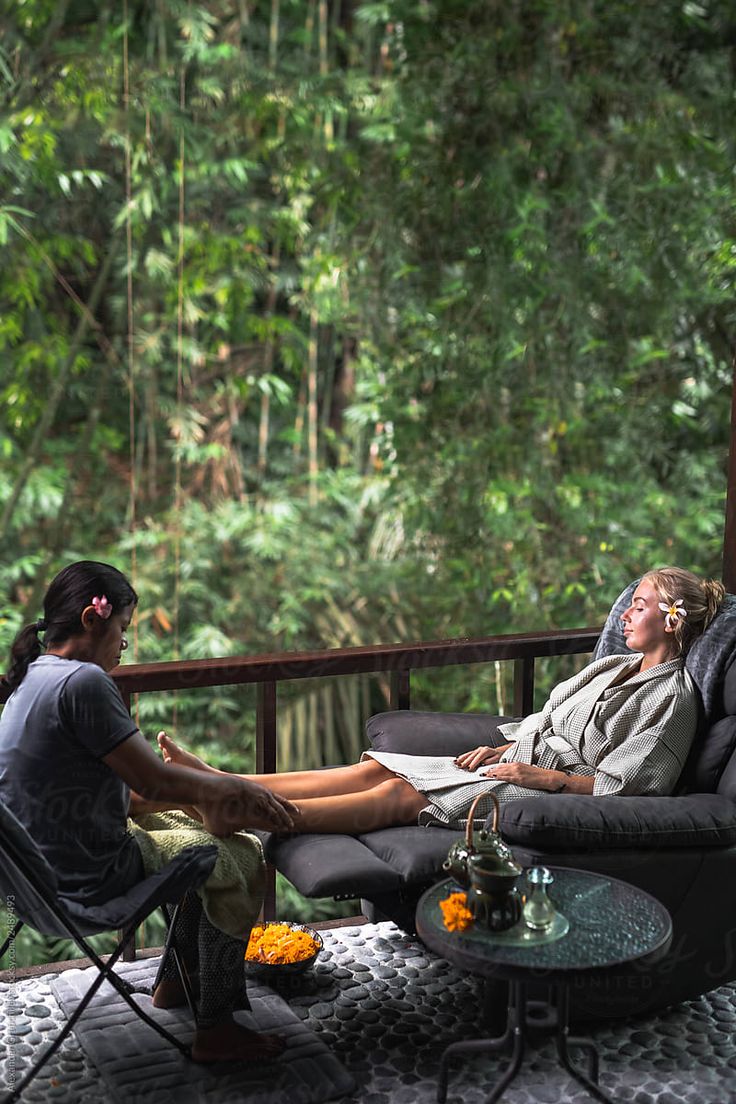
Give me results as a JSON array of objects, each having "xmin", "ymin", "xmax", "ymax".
[
  {"xmin": 157, "ymin": 731, "xmax": 218, "ymax": 774},
  {"xmin": 192, "ymin": 1019, "xmax": 285, "ymax": 1064}
]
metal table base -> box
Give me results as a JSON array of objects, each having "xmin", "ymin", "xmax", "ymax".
[{"xmin": 438, "ymin": 978, "xmax": 615, "ymax": 1104}]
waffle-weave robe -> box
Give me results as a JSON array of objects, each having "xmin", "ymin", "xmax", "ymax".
[{"xmin": 364, "ymin": 654, "xmax": 697, "ymax": 828}]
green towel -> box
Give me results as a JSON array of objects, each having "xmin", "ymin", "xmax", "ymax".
[{"xmin": 128, "ymin": 810, "xmax": 265, "ymax": 940}]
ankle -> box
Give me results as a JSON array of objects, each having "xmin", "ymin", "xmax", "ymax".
[{"xmin": 196, "ymin": 1016, "xmax": 232, "ymax": 1034}]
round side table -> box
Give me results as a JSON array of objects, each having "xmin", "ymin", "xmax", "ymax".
[{"xmin": 416, "ymin": 867, "xmax": 672, "ymax": 1104}]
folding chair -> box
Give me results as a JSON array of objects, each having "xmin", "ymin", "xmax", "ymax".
[{"xmin": 0, "ymin": 800, "xmax": 218, "ymax": 1104}]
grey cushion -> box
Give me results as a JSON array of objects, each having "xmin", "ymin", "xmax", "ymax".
[
  {"xmin": 716, "ymin": 737, "xmax": 736, "ymax": 802},
  {"xmin": 367, "ymin": 710, "xmax": 514, "ymax": 757},
  {"xmin": 498, "ymin": 794, "xmax": 736, "ymax": 851},
  {"xmin": 358, "ymin": 827, "xmax": 462, "ymax": 885},
  {"xmin": 720, "ymin": 655, "xmax": 736, "ymax": 717},
  {"xmin": 262, "ymin": 832, "xmax": 403, "ymax": 898}
]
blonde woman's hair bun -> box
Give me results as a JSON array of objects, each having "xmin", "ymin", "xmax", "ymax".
[{"xmin": 643, "ymin": 567, "xmax": 726, "ymax": 658}]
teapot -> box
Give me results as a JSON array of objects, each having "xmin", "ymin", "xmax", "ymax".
[{"xmin": 442, "ymin": 790, "xmax": 518, "ymax": 888}]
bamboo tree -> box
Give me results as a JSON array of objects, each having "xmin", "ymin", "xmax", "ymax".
[
  {"xmin": 304, "ymin": 0, "xmax": 316, "ymax": 64},
  {"xmin": 257, "ymin": 248, "xmax": 281, "ymax": 478},
  {"xmin": 319, "ymin": 0, "xmax": 332, "ymax": 142},
  {"xmin": 0, "ymin": 239, "xmax": 120, "ymax": 541},
  {"xmin": 307, "ymin": 309, "xmax": 319, "ymax": 504},
  {"xmin": 293, "ymin": 363, "xmax": 307, "ymax": 462},
  {"xmin": 268, "ymin": 0, "xmax": 280, "ymax": 72}
]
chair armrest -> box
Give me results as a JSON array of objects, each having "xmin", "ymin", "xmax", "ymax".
[
  {"xmin": 367, "ymin": 710, "xmax": 515, "ymax": 757},
  {"xmin": 498, "ymin": 794, "xmax": 736, "ymax": 851}
]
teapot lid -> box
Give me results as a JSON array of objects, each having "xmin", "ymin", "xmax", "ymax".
[
  {"xmin": 476, "ymin": 824, "xmax": 514, "ymax": 862},
  {"xmin": 468, "ymin": 842, "xmax": 522, "ymax": 877}
]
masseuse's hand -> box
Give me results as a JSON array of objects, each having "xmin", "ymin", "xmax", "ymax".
[
  {"xmin": 480, "ymin": 762, "xmax": 559, "ymax": 791},
  {"xmin": 455, "ymin": 744, "xmax": 513, "ymax": 771},
  {"xmin": 198, "ymin": 779, "xmax": 299, "ymax": 837}
]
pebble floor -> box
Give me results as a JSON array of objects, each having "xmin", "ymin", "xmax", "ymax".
[{"xmin": 2, "ymin": 921, "xmax": 736, "ymax": 1103}]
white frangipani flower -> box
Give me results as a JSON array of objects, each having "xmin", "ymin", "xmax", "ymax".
[{"xmin": 658, "ymin": 598, "xmax": 687, "ymax": 630}]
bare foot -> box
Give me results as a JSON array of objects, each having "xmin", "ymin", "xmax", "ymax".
[
  {"xmin": 196, "ymin": 785, "xmax": 300, "ymax": 836},
  {"xmin": 192, "ymin": 1019, "xmax": 285, "ymax": 1063},
  {"xmin": 157, "ymin": 731, "xmax": 218, "ymax": 774}
]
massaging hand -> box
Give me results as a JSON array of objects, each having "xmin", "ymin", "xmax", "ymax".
[
  {"xmin": 479, "ymin": 761, "xmax": 557, "ymax": 790},
  {"xmin": 454, "ymin": 744, "xmax": 513, "ymax": 771},
  {"xmin": 198, "ymin": 779, "xmax": 298, "ymax": 837}
]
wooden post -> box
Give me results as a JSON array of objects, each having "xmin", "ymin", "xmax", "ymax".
[
  {"xmin": 723, "ymin": 356, "xmax": 736, "ymax": 594},
  {"xmin": 256, "ymin": 682, "xmax": 277, "ymax": 775},
  {"xmin": 389, "ymin": 670, "xmax": 411, "ymax": 710},
  {"xmin": 513, "ymin": 657, "xmax": 535, "ymax": 718},
  {"xmin": 256, "ymin": 682, "xmax": 277, "ymax": 919}
]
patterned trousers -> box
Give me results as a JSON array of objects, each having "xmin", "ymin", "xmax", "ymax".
[{"xmin": 161, "ymin": 891, "xmax": 250, "ymax": 1028}]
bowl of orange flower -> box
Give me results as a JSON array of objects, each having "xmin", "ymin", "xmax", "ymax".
[{"xmin": 244, "ymin": 921, "xmax": 323, "ymax": 980}]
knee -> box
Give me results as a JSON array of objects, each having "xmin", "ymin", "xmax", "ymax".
[
  {"xmin": 376, "ymin": 777, "xmax": 424, "ymax": 824},
  {"xmin": 357, "ymin": 757, "xmax": 395, "ymax": 785}
]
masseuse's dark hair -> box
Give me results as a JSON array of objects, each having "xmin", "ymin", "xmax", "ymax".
[{"xmin": 5, "ymin": 561, "xmax": 138, "ymax": 692}]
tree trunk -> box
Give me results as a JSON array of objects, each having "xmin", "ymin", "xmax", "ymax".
[
  {"xmin": 0, "ymin": 240, "xmax": 119, "ymax": 540},
  {"xmin": 258, "ymin": 246, "xmax": 281, "ymax": 478},
  {"xmin": 268, "ymin": 0, "xmax": 280, "ymax": 71},
  {"xmin": 308, "ymin": 310, "xmax": 319, "ymax": 504}
]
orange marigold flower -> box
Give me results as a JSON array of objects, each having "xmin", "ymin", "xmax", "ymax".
[
  {"xmin": 245, "ymin": 923, "xmax": 319, "ymax": 965},
  {"xmin": 439, "ymin": 891, "xmax": 474, "ymax": 932}
]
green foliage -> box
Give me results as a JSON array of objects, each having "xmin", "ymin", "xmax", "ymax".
[
  {"xmin": 0, "ymin": 0, "xmax": 734, "ymax": 957},
  {"xmin": 0, "ymin": 902, "xmax": 131, "ymax": 970}
]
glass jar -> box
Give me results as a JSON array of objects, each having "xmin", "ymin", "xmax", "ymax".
[{"xmin": 523, "ymin": 866, "xmax": 557, "ymax": 931}]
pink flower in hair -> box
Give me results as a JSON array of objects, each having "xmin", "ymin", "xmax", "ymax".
[{"xmin": 91, "ymin": 595, "xmax": 112, "ymax": 620}]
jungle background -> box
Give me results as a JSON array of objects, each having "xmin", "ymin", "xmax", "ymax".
[{"xmin": 1, "ymin": 0, "xmax": 735, "ymax": 962}]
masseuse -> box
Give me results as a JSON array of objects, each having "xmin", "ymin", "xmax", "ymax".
[{"xmin": 0, "ymin": 560, "xmax": 298, "ymax": 1063}]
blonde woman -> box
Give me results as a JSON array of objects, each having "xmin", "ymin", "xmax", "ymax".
[{"xmin": 160, "ymin": 567, "xmax": 725, "ymax": 834}]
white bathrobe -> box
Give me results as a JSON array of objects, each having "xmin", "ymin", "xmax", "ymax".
[{"xmin": 364, "ymin": 654, "xmax": 697, "ymax": 828}]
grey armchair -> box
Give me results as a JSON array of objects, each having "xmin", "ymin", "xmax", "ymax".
[{"xmin": 263, "ymin": 587, "xmax": 736, "ymax": 1019}]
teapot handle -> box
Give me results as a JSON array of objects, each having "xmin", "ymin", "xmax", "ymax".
[{"xmin": 465, "ymin": 790, "xmax": 500, "ymax": 845}]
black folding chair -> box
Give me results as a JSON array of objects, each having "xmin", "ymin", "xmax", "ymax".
[{"xmin": 0, "ymin": 801, "xmax": 218, "ymax": 1104}]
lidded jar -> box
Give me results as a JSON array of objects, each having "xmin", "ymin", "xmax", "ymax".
[{"xmin": 523, "ymin": 866, "xmax": 557, "ymax": 931}]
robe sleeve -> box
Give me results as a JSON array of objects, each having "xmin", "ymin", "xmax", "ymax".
[{"xmin": 592, "ymin": 688, "xmax": 697, "ymax": 797}]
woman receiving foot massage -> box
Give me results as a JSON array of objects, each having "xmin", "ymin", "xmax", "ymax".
[{"xmin": 159, "ymin": 566, "xmax": 724, "ymax": 834}]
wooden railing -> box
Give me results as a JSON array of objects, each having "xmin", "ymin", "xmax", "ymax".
[{"xmin": 111, "ymin": 627, "xmax": 600, "ymax": 762}]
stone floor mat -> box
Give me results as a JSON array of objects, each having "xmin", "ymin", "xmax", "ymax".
[{"xmin": 50, "ymin": 955, "xmax": 355, "ymax": 1104}]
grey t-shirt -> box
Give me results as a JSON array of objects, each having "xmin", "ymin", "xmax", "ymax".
[{"xmin": 0, "ymin": 654, "xmax": 144, "ymax": 903}]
